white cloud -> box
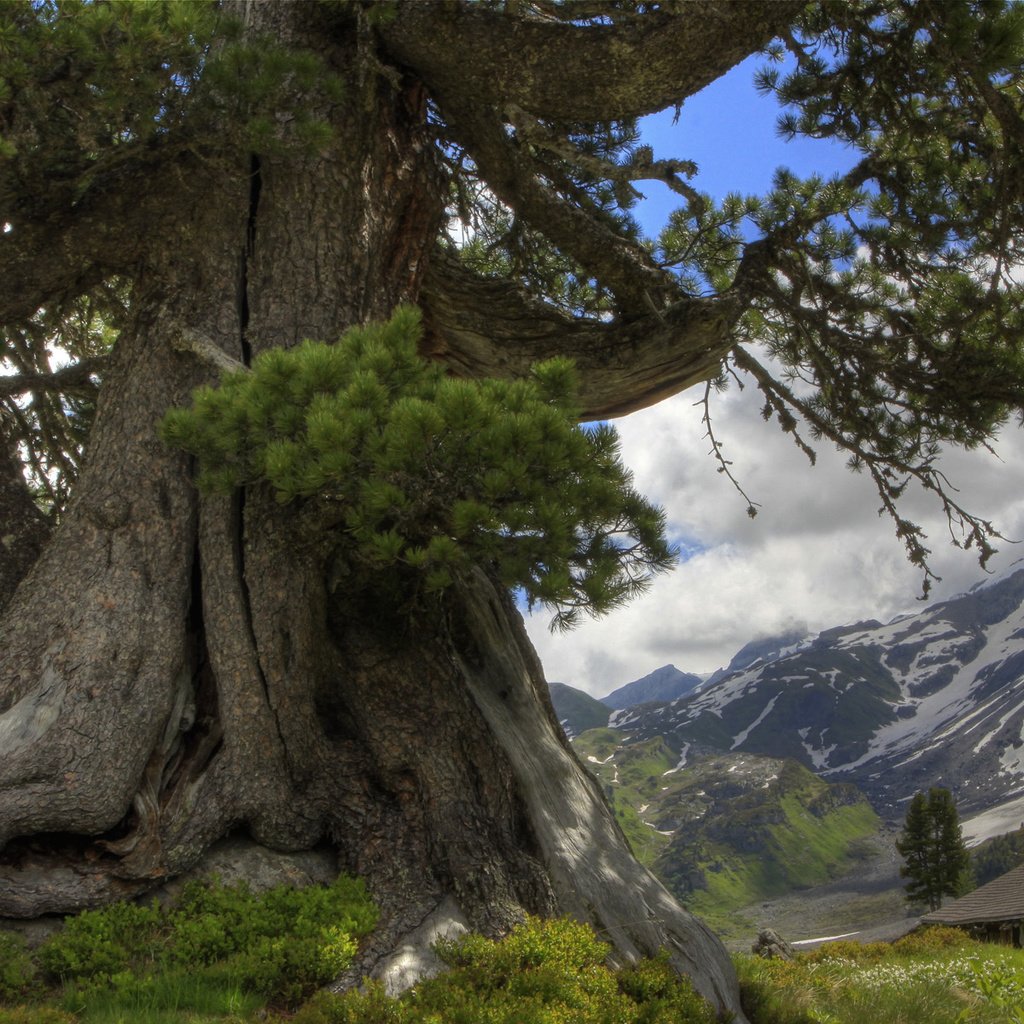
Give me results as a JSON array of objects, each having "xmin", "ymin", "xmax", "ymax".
[{"xmin": 525, "ymin": 378, "xmax": 1024, "ymax": 698}]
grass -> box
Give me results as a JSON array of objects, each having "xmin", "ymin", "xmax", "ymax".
[
  {"xmin": 3, "ymin": 920, "xmax": 1024, "ymax": 1024},
  {"xmin": 737, "ymin": 926, "xmax": 1024, "ymax": 1024},
  {"xmin": 684, "ymin": 798, "xmax": 880, "ymax": 926},
  {"xmin": 571, "ymin": 731, "xmax": 882, "ymax": 926},
  {"xmin": 58, "ymin": 971, "xmax": 263, "ymax": 1023}
]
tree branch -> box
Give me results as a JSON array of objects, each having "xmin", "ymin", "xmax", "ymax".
[
  {"xmin": 0, "ymin": 153, "xmax": 203, "ymax": 329},
  {"xmin": 379, "ymin": 1, "xmax": 803, "ymax": 123},
  {"xmin": 169, "ymin": 327, "xmax": 248, "ymax": 377},
  {"xmin": 506, "ymin": 106, "xmax": 704, "ymax": 211},
  {"xmin": 0, "ymin": 356, "xmax": 108, "ymax": 399},
  {"xmin": 731, "ymin": 344, "xmax": 1004, "ymax": 596},
  {"xmin": 421, "ymin": 249, "xmax": 741, "ymax": 420},
  {"xmin": 439, "ymin": 99, "xmax": 674, "ymax": 314}
]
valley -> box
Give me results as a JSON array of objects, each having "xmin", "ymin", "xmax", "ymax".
[{"xmin": 551, "ymin": 563, "xmax": 1024, "ymax": 947}]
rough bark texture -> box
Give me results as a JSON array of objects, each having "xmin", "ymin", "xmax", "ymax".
[
  {"xmin": 0, "ymin": 5, "xmax": 756, "ymax": 1021},
  {"xmin": 422, "ymin": 250, "xmax": 743, "ymax": 418}
]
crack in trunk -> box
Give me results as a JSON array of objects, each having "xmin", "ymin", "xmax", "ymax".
[
  {"xmin": 240, "ymin": 153, "xmax": 262, "ymax": 367},
  {"xmin": 228, "ymin": 489, "xmax": 290, "ymax": 765}
]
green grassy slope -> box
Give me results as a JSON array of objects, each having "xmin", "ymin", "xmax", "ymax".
[
  {"xmin": 572, "ymin": 728, "xmax": 881, "ymax": 935},
  {"xmin": 548, "ymin": 682, "xmax": 611, "ymax": 737}
]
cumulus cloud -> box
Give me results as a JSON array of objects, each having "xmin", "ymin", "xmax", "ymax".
[{"xmin": 525, "ymin": 377, "xmax": 1024, "ymax": 698}]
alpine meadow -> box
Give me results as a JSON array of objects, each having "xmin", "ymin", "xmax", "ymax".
[{"xmin": 2, "ymin": 2, "xmax": 1024, "ymax": 1021}]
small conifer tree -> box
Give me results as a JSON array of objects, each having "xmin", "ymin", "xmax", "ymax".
[
  {"xmin": 160, "ymin": 307, "xmax": 675, "ymax": 630},
  {"xmin": 896, "ymin": 787, "xmax": 972, "ymax": 911}
]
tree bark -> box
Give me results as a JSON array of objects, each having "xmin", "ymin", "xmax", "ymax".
[{"xmin": 0, "ymin": 6, "xmax": 748, "ymax": 1021}]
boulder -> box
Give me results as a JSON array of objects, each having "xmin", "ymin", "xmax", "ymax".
[{"xmin": 752, "ymin": 928, "xmax": 795, "ymax": 960}]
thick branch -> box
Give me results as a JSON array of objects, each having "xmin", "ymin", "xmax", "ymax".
[
  {"xmin": 421, "ymin": 250, "xmax": 741, "ymax": 420},
  {"xmin": 0, "ymin": 356, "xmax": 108, "ymax": 399},
  {"xmin": 379, "ymin": 1, "xmax": 803, "ymax": 123},
  {"xmin": 441, "ymin": 101, "xmax": 674, "ymax": 313},
  {"xmin": 0, "ymin": 156, "xmax": 200, "ymax": 329}
]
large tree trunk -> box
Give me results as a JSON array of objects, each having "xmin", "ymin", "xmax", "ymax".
[{"xmin": 0, "ymin": 9, "xmax": 746, "ymax": 1021}]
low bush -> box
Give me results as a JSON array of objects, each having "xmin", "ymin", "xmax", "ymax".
[
  {"xmin": 0, "ymin": 933, "xmax": 41, "ymax": 1003},
  {"xmin": 890, "ymin": 924, "xmax": 976, "ymax": 954},
  {"xmin": 39, "ymin": 899, "xmax": 164, "ymax": 983},
  {"xmin": 798, "ymin": 938, "xmax": 891, "ymax": 965},
  {"xmin": 291, "ymin": 915, "xmax": 718, "ymax": 1024},
  {"xmin": 9, "ymin": 873, "xmax": 378, "ymax": 1017}
]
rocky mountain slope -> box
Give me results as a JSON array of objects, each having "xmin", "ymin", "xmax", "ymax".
[
  {"xmin": 550, "ymin": 665, "xmax": 704, "ymax": 737},
  {"xmin": 572, "ymin": 727, "xmax": 880, "ymax": 939},
  {"xmin": 601, "ymin": 664, "xmax": 704, "ymax": 710},
  {"xmin": 611, "ymin": 564, "xmax": 1024, "ymax": 817}
]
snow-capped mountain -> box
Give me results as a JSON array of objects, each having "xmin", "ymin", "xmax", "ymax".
[{"xmin": 611, "ymin": 564, "xmax": 1024, "ymax": 817}]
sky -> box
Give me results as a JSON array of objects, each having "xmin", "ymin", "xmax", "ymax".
[{"xmin": 522, "ymin": 56, "xmax": 1024, "ymax": 698}]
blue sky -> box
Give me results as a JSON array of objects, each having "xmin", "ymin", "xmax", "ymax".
[
  {"xmin": 634, "ymin": 54, "xmax": 857, "ymax": 234},
  {"xmin": 522, "ymin": 55, "xmax": 1024, "ymax": 698}
]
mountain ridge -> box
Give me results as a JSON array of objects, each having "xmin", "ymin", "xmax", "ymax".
[
  {"xmin": 609, "ymin": 564, "xmax": 1024, "ymax": 817},
  {"xmin": 600, "ymin": 663, "xmax": 704, "ymax": 709}
]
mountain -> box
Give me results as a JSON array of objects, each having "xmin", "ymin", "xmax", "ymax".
[
  {"xmin": 548, "ymin": 682, "xmax": 610, "ymax": 738},
  {"xmin": 571, "ymin": 728, "xmax": 880, "ymax": 939},
  {"xmin": 549, "ymin": 664, "xmax": 704, "ymax": 740},
  {"xmin": 601, "ymin": 664, "xmax": 704, "ymax": 709},
  {"xmin": 610, "ymin": 565, "xmax": 1024, "ymax": 818},
  {"xmin": 704, "ymin": 629, "xmax": 811, "ymax": 687}
]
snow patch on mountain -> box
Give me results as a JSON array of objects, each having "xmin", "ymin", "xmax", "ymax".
[
  {"xmin": 616, "ymin": 566, "xmax": 1024, "ymax": 817},
  {"xmin": 731, "ymin": 694, "xmax": 780, "ymax": 750}
]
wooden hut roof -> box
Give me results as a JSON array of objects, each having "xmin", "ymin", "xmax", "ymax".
[{"xmin": 921, "ymin": 863, "xmax": 1024, "ymax": 926}]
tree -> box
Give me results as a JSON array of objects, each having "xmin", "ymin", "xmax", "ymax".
[
  {"xmin": 972, "ymin": 824, "xmax": 1024, "ymax": 886},
  {"xmin": 2, "ymin": 1, "xmax": 1023, "ymax": 1019},
  {"xmin": 897, "ymin": 788, "xmax": 972, "ymax": 911}
]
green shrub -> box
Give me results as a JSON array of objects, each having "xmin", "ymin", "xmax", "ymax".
[
  {"xmin": 164, "ymin": 873, "xmax": 375, "ymax": 1005},
  {"xmin": 800, "ymin": 938, "xmax": 891, "ymax": 965},
  {"xmin": 37, "ymin": 873, "xmax": 377, "ymax": 1012},
  {"xmin": 38, "ymin": 899, "xmax": 163, "ymax": 983},
  {"xmin": 0, "ymin": 933, "xmax": 41, "ymax": 1003},
  {"xmin": 293, "ymin": 916, "xmax": 718, "ymax": 1024},
  {"xmin": 293, "ymin": 984, "xmax": 407, "ymax": 1024},
  {"xmin": 890, "ymin": 925, "xmax": 975, "ymax": 955}
]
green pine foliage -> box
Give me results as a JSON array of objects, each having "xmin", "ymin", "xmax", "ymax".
[
  {"xmin": 0, "ymin": 0, "xmax": 344, "ymax": 192},
  {"xmin": 160, "ymin": 307, "xmax": 675, "ymax": 630},
  {"xmin": 896, "ymin": 787, "xmax": 972, "ymax": 911},
  {"xmin": 896, "ymin": 791, "xmax": 933, "ymax": 909}
]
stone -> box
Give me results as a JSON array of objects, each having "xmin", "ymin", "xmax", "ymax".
[{"xmin": 752, "ymin": 928, "xmax": 795, "ymax": 960}]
